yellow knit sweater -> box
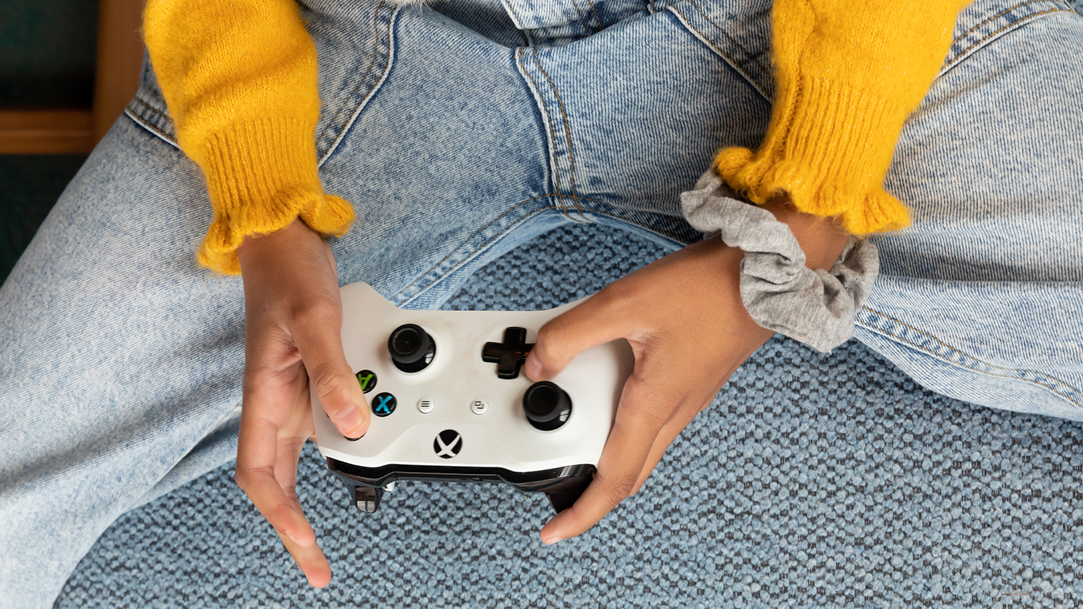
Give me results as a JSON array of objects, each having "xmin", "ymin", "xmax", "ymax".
[
  {"xmin": 142, "ymin": 0, "xmax": 968, "ymax": 274},
  {"xmin": 716, "ymin": 0, "xmax": 971, "ymax": 235},
  {"xmin": 143, "ymin": 0, "xmax": 354, "ymax": 274}
]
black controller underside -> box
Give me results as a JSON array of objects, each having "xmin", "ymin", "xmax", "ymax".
[{"xmin": 327, "ymin": 458, "xmax": 595, "ymax": 514}]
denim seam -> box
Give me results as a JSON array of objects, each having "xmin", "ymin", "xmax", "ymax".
[
  {"xmin": 501, "ymin": 0, "xmax": 527, "ymax": 30},
  {"xmin": 515, "ymin": 48, "xmax": 568, "ymax": 213},
  {"xmin": 581, "ymin": 0, "xmax": 604, "ymax": 30},
  {"xmin": 317, "ymin": 2, "xmax": 398, "ymax": 167},
  {"xmin": 940, "ymin": 1, "xmax": 1075, "ymax": 77},
  {"xmin": 664, "ymin": 3, "xmax": 771, "ymax": 103},
  {"xmin": 567, "ymin": 0, "xmax": 596, "ymax": 35},
  {"xmin": 397, "ymin": 204, "xmax": 558, "ymax": 306},
  {"xmin": 395, "ymin": 193, "xmax": 687, "ymax": 305},
  {"xmin": 530, "ymin": 47, "xmax": 586, "ymax": 220},
  {"xmin": 945, "ymin": 8, "xmax": 1072, "ymax": 70},
  {"xmin": 123, "ymin": 100, "xmax": 177, "ymax": 150},
  {"xmin": 856, "ymin": 306, "xmax": 1083, "ymax": 410},
  {"xmin": 588, "ymin": 208, "xmax": 687, "ymax": 244},
  {"xmin": 123, "ymin": 4, "xmax": 397, "ymax": 160},
  {"xmin": 952, "ymin": 0, "xmax": 1052, "ymax": 44},
  {"xmin": 396, "ymin": 194, "xmax": 548, "ymax": 300},
  {"xmin": 125, "ymin": 52, "xmax": 181, "ymax": 148},
  {"xmin": 400, "ymin": 201, "xmax": 687, "ymax": 306},
  {"xmin": 680, "ymin": 0, "xmax": 770, "ymax": 83},
  {"xmin": 127, "ymin": 97, "xmax": 170, "ymax": 132},
  {"xmin": 315, "ymin": 0, "xmax": 389, "ymax": 153}
]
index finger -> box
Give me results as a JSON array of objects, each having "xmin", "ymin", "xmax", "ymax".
[
  {"xmin": 236, "ymin": 406, "xmax": 316, "ymax": 547},
  {"xmin": 537, "ymin": 375, "xmax": 668, "ymax": 543},
  {"xmin": 525, "ymin": 286, "xmax": 636, "ymax": 381}
]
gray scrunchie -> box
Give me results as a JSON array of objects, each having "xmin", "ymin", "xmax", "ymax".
[{"xmin": 680, "ymin": 167, "xmax": 879, "ymax": 353}]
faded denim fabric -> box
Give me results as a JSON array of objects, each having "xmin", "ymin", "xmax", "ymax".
[{"xmin": 0, "ymin": 0, "xmax": 1080, "ymax": 606}]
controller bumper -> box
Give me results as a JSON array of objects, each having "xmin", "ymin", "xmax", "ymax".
[{"xmin": 327, "ymin": 458, "xmax": 595, "ymax": 514}]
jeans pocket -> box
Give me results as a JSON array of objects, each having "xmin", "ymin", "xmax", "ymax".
[
  {"xmin": 658, "ymin": 0, "xmax": 775, "ymax": 101},
  {"xmin": 307, "ymin": 0, "xmax": 400, "ymax": 167},
  {"xmin": 939, "ymin": 0, "xmax": 1079, "ymax": 78}
]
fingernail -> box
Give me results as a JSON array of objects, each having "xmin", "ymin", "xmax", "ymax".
[
  {"xmin": 525, "ymin": 353, "xmax": 542, "ymax": 379},
  {"xmin": 339, "ymin": 408, "xmax": 364, "ymax": 433},
  {"xmin": 543, "ymin": 535, "xmax": 564, "ymax": 545},
  {"xmin": 346, "ymin": 420, "xmax": 367, "ymax": 439},
  {"xmin": 286, "ymin": 531, "xmax": 300, "ymax": 545}
]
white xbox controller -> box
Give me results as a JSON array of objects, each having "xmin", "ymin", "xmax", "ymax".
[{"xmin": 311, "ymin": 282, "xmax": 635, "ymax": 513}]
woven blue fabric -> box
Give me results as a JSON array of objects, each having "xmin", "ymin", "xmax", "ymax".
[{"xmin": 56, "ymin": 224, "xmax": 1083, "ymax": 608}]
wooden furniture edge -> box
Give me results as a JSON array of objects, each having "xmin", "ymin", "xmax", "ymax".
[
  {"xmin": 0, "ymin": 110, "xmax": 94, "ymax": 155},
  {"xmin": 92, "ymin": 0, "xmax": 146, "ymax": 150},
  {"xmin": 1, "ymin": 0, "xmax": 145, "ymax": 155}
]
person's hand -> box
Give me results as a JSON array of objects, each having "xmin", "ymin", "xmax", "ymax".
[
  {"xmin": 234, "ymin": 218, "xmax": 370, "ymax": 587},
  {"xmin": 527, "ymin": 199, "xmax": 850, "ymax": 544}
]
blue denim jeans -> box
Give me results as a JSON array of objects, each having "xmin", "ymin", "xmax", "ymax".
[{"xmin": 1, "ymin": 0, "xmax": 1081, "ymax": 606}]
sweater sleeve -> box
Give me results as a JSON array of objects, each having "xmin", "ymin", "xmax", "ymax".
[
  {"xmin": 142, "ymin": 0, "xmax": 354, "ymax": 275},
  {"xmin": 715, "ymin": 0, "xmax": 971, "ymax": 236}
]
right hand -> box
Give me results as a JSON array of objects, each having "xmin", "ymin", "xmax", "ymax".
[{"xmin": 234, "ymin": 218, "xmax": 369, "ymax": 587}]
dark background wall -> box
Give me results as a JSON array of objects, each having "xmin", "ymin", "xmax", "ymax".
[
  {"xmin": 1, "ymin": 0, "xmax": 99, "ymax": 109},
  {"xmin": 1, "ymin": 0, "xmax": 98, "ymax": 282}
]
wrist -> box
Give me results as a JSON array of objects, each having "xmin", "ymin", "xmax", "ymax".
[
  {"xmin": 236, "ymin": 218, "xmax": 323, "ymax": 275},
  {"xmin": 681, "ymin": 165, "xmax": 879, "ymax": 353},
  {"xmin": 760, "ymin": 193, "xmax": 851, "ymax": 271}
]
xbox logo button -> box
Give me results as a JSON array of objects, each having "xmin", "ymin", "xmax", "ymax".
[{"xmin": 433, "ymin": 429, "xmax": 462, "ymax": 459}]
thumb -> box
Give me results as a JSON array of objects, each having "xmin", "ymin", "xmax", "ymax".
[
  {"xmin": 525, "ymin": 289, "xmax": 634, "ymax": 381},
  {"xmin": 294, "ymin": 314, "xmax": 369, "ymax": 439}
]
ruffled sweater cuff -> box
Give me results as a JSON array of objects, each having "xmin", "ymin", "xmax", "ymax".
[
  {"xmin": 195, "ymin": 117, "xmax": 354, "ymax": 275},
  {"xmin": 715, "ymin": 75, "xmax": 911, "ymax": 236}
]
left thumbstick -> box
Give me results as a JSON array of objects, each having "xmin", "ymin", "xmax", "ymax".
[{"xmin": 388, "ymin": 324, "xmax": 436, "ymax": 373}]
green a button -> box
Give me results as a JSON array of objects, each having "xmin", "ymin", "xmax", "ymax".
[{"xmin": 356, "ymin": 370, "xmax": 378, "ymax": 394}]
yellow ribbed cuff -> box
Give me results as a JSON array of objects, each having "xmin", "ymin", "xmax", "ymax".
[
  {"xmin": 195, "ymin": 117, "xmax": 355, "ymax": 275},
  {"xmin": 715, "ymin": 76, "xmax": 912, "ymax": 235}
]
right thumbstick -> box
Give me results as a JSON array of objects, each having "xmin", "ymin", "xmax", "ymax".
[{"xmin": 523, "ymin": 381, "xmax": 572, "ymax": 431}]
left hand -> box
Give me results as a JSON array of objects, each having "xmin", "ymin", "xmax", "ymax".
[
  {"xmin": 526, "ymin": 199, "xmax": 850, "ymax": 545},
  {"xmin": 525, "ymin": 236, "xmax": 773, "ymax": 544}
]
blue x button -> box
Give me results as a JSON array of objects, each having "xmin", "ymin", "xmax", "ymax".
[{"xmin": 372, "ymin": 392, "xmax": 397, "ymax": 417}]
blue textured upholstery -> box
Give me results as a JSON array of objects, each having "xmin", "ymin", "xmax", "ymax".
[{"xmin": 56, "ymin": 224, "xmax": 1083, "ymax": 607}]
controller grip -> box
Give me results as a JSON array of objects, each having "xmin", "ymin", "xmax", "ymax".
[
  {"xmin": 354, "ymin": 485, "xmax": 384, "ymax": 513},
  {"xmin": 544, "ymin": 468, "xmax": 594, "ymax": 513}
]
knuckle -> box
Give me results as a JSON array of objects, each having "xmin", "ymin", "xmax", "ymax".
[
  {"xmin": 311, "ymin": 367, "xmax": 349, "ymax": 406},
  {"xmin": 268, "ymin": 502, "xmax": 295, "ymax": 527},
  {"xmin": 281, "ymin": 487, "xmax": 300, "ymax": 505},
  {"xmin": 622, "ymin": 376, "xmax": 679, "ymax": 423},
  {"xmin": 533, "ymin": 323, "xmax": 564, "ymax": 364},
  {"xmin": 289, "ymin": 299, "xmax": 340, "ymax": 331},
  {"xmin": 599, "ymin": 472, "xmax": 638, "ymax": 505},
  {"xmin": 234, "ymin": 470, "xmax": 250, "ymax": 493},
  {"xmin": 610, "ymin": 479, "xmax": 636, "ymax": 504}
]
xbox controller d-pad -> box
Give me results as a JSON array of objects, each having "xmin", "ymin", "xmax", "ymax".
[
  {"xmin": 481, "ymin": 327, "xmax": 534, "ymax": 379},
  {"xmin": 310, "ymin": 282, "xmax": 634, "ymax": 515}
]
